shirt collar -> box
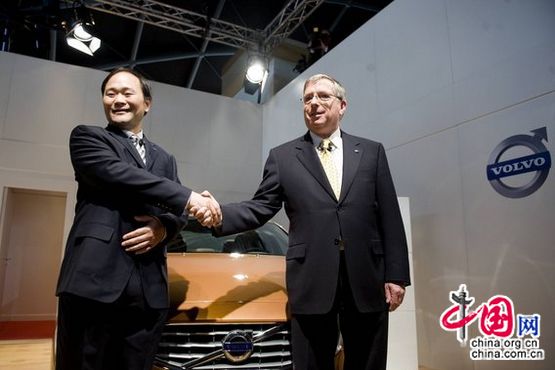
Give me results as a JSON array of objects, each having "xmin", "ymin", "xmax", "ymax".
[
  {"xmin": 124, "ymin": 130, "xmax": 144, "ymax": 140},
  {"xmin": 310, "ymin": 128, "xmax": 342, "ymax": 150}
]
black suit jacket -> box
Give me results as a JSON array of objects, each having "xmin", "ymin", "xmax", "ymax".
[
  {"xmin": 56, "ymin": 124, "xmax": 191, "ymax": 309},
  {"xmin": 220, "ymin": 131, "xmax": 410, "ymax": 315}
]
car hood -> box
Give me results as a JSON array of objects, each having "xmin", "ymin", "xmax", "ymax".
[{"xmin": 166, "ymin": 253, "xmax": 288, "ymax": 323}]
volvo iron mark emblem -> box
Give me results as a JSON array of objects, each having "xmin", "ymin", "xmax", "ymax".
[
  {"xmin": 486, "ymin": 127, "xmax": 551, "ymax": 198},
  {"xmin": 222, "ymin": 330, "xmax": 254, "ymax": 363}
]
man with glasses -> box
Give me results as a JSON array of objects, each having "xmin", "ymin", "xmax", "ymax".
[{"xmin": 197, "ymin": 73, "xmax": 410, "ymax": 370}]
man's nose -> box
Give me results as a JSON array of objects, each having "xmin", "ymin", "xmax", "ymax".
[
  {"xmin": 307, "ymin": 95, "xmax": 321, "ymax": 105},
  {"xmin": 113, "ymin": 93, "xmax": 125, "ymax": 103}
]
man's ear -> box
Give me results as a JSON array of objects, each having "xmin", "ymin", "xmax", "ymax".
[
  {"xmin": 339, "ymin": 99, "xmax": 347, "ymax": 117},
  {"xmin": 144, "ymin": 98, "xmax": 152, "ymax": 116}
]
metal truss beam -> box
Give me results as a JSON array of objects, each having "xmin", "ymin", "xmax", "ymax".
[
  {"xmin": 84, "ymin": 0, "xmax": 323, "ymax": 54},
  {"xmin": 262, "ymin": 0, "xmax": 324, "ymax": 52},
  {"xmin": 84, "ymin": 0, "xmax": 260, "ymax": 49}
]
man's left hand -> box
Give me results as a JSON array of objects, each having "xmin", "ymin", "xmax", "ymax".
[
  {"xmin": 385, "ymin": 282, "xmax": 405, "ymax": 312},
  {"xmin": 122, "ymin": 215, "xmax": 166, "ymax": 254}
]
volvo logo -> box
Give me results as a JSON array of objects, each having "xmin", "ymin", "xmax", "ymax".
[
  {"xmin": 222, "ymin": 330, "xmax": 254, "ymax": 363},
  {"xmin": 486, "ymin": 127, "xmax": 551, "ymax": 198}
]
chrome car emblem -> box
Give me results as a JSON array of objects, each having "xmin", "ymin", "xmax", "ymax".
[{"xmin": 222, "ymin": 330, "xmax": 254, "ymax": 363}]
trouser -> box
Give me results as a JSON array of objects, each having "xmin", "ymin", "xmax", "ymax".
[
  {"xmin": 291, "ymin": 251, "xmax": 389, "ymax": 370},
  {"xmin": 55, "ymin": 268, "xmax": 168, "ymax": 370}
]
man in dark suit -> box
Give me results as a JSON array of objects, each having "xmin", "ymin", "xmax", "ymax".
[
  {"xmin": 199, "ymin": 74, "xmax": 410, "ymax": 370},
  {"xmin": 55, "ymin": 68, "xmax": 219, "ymax": 370}
]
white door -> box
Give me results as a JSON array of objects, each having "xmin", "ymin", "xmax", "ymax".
[{"xmin": 0, "ymin": 188, "xmax": 66, "ymax": 321}]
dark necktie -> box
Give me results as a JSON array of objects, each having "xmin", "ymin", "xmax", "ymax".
[{"xmin": 130, "ymin": 135, "xmax": 146, "ymax": 164}]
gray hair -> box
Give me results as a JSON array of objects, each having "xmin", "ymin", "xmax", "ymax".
[{"xmin": 303, "ymin": 74, "xmax": 346, "ymax": 100}]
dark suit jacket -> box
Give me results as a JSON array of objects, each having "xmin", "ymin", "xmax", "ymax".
[
  {"xmin": 219, "ymin": 131, "xmax": 410, "ymax": 315},
  {"xmin": 56, "ymin": 124, "xmax": 191, "ymax": 309}
]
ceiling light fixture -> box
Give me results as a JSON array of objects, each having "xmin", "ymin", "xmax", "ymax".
[
  {"xmin": 245, "ymin": 54, "xmax": 269, "ymax": 84},
  {"xmin": 66, "ymin": 21, "xmax": 101, "ymax": 56},
  {"xmin": 246, "ymin": 59, "xmax": 266, "ymax": 84},
  {"xmin": 64, "ymin": 2, "xmax": 101, "ymax": 56},
  {"xmin": 244, "ymin": 53, "xmax": 269, "ymax": 97}
]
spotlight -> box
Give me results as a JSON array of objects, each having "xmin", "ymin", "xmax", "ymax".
[
  {"xmin": 66, "ymin": 21, "xmax": 101, "ymax": 56},
  {"xmin": 245, "ymin": 55, "xmax": 267, "ymax": 84}
]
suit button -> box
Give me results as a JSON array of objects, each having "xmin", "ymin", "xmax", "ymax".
[{"xmin": 335, "ymin": 238, "xmax": 345, "ymax": 250}]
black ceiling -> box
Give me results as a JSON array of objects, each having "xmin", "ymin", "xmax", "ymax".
[{"xmin": 1, "ymin": 0, "xmax": 392, "ymax": 96}]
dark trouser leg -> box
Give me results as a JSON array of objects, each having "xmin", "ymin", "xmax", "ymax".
[
  {"xmin": 339, "ymin": 309, "xmax": 388, "ymax": 370},
  {"xmin": 56, "ymin": 293, "xmax": 113, "ymax": 370},
  {"xmin": 56, "ymin": 293, "xmax": 90, "ymax": 370},
  {"xmin": 338, "ymin": 251, "xmax": 388, "ymax": 370},
  {"xmin": 291, "ymin": 312, "xmax": 338, "ymax": 370},
  {"xmin": 116, "ymin": 267, "xmax": 168, "ymax": 370},
  {"xmin": 55, "ymin": 268, "xmax": 168, "ymax": 370}
]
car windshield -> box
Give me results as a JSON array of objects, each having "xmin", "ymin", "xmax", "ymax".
[{"xmin": 167, "ymin": 219, "xmax": 288, "ymax": 256}]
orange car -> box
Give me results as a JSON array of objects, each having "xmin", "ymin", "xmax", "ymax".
[{"xmin": 153, "ymin": 219, "xmax": 293, "ymax": 369}]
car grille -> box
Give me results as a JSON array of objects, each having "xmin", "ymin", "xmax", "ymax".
[{"xmin": 154, "ymin": 323, "xmax": 292, "ymax": 370}]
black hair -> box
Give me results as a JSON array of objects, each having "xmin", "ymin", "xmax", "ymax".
[{"xmin": 101, "ymin": 67, "xmax": 152, "ymax": 101}]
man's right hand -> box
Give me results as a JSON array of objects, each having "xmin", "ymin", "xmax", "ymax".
[{"xmin": 187, "ymin": 191, "xmax": 221, "ymax": 227}]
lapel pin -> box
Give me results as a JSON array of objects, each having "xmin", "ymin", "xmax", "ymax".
[{"xmin": 354, "ymin": 149, "xmax": 360, "ymax": 153}]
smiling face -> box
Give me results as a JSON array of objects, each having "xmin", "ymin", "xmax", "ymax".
[
  {"xmin": 303, "ymin": 77, "xmax": 347, "ymax": 138},
  {"xmin": 102, "ymin": 71, "xmax": 151, "ymax": 133}
]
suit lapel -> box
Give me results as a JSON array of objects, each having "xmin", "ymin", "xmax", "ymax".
[
  {"xmin": 339, "ymin": 132, "xmax": 363, "ymax": 202},
  {"xmin": 143, "ymin": 137, "xmax": 159, "ymax": 170},
  {"xmin": 106, "ymin": 124, "xmax": 147, "ymax": 168},
  {"xmin": 295, "ymin": 132, "xmax": 337, "ymax": 201}
]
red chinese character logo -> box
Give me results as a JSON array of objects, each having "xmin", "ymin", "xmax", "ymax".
[
  {"xmin": 440, "ymin": 285, "xmax": 515, "ymax": 345},
  {"xmin": 479, "ymin": 296, "xmax": 514, "ymax": 337}
]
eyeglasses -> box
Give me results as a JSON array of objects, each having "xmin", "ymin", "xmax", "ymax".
[{"xmin": 301, "ymin": 93, "xmax": 340, "ymax": 105}]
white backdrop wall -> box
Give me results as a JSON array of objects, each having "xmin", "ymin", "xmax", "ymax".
[{"xmin": 262, "ymin": 0, "xmax": 554, "ymax": 369}]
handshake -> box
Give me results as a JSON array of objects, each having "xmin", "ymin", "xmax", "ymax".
[{"xmin": 187, "ymin": 190, "xmax": 222, "ymax": 228}]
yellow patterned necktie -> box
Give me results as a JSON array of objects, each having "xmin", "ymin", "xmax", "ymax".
[{"xmin": 318, "ymin": 139, "xmax": 341, "ymax": 199}]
